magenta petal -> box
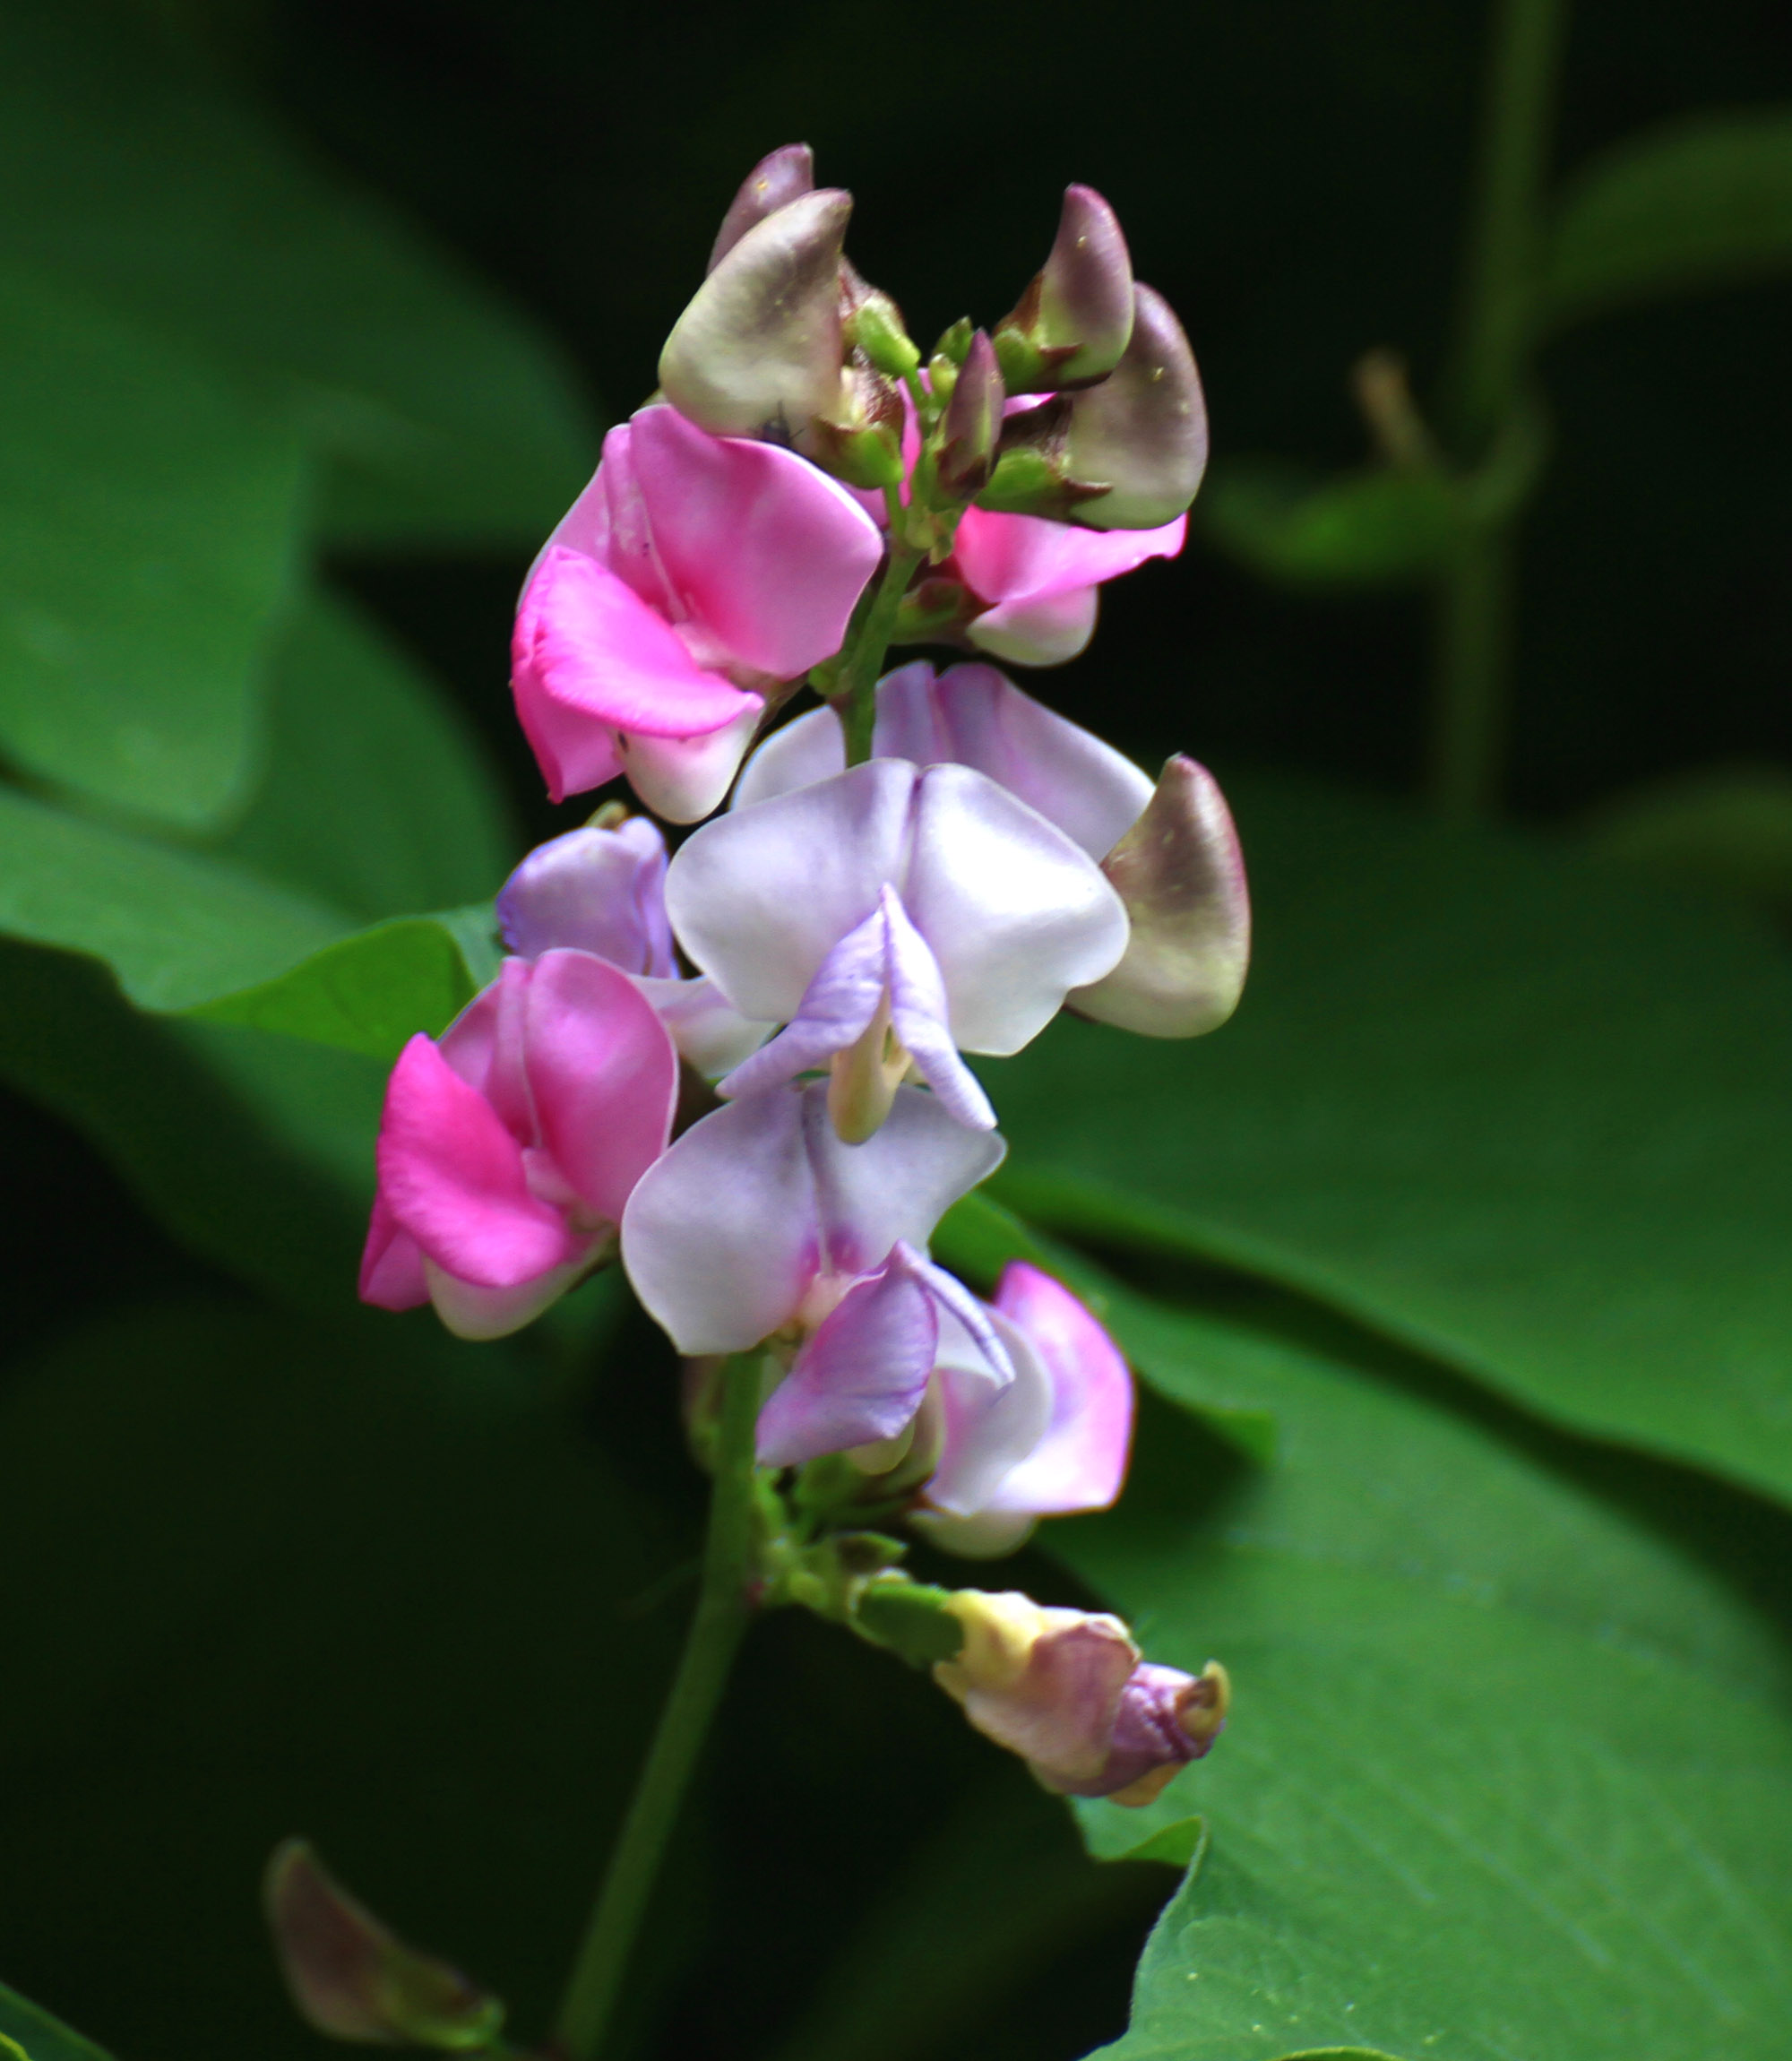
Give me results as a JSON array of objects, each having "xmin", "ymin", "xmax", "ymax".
[
  {"xmin": 952, "ymin": 504, "xmax": 1185, "ymax": 606},
  {"xmin": 377, "ymin": 1035, "xmax": 578, "ymax": 1289},
  {"xmin": 628, "ymin": 405, "xmax": 883, "ymax": 677},
  {"xmin": 512, "ymin": 547, "xmax": 760, "ymax": 802},
  {"xmin": 756, "ymin": 1253, "xmax": 941, "ymax": 1465},
  {"xmin": 358, "ymin": 1192, "xmax": 428, "ymax": 1310},
  {"xmin": 521, "ymin": 950, "xmax": 678, "ymax": 1226},
  {"xmin": 984, "ymin": 1263, "xmax": 1134, "ymax": 1514}
]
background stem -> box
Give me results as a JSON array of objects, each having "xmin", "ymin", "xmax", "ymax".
[
  {"xmin": 1428, "ymin": 0, "xmax": 1568, "ymax": 820},
  {"xmin": 552, "ymin": 1354, "xmax": 762, "ymax": 2061}
]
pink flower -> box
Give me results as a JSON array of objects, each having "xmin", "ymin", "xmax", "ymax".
[
  {"xmin": 913, "ymin": 1263, "xmax": 1134, "ymax": 1557},
  {"xmin": 949, "ymin": 497, "xmax": 1185, "ymax": 666},
  {"xmin": 359, "ymin": 951, "xmax": 678, "ymax": 1340},
  {"xmin": 511, "ymin": 403, "xmax": 883, "ymax": 820}
]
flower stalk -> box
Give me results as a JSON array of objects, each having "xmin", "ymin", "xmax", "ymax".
[{"xmin": 553, "ymin": 1350, "xmax": 763, "ymax": 2061}]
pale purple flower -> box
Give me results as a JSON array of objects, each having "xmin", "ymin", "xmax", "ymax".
[
  {"xmin": 512, "ymin": 403, "xmax": 882, "ymax": 820},
  {"xmin": 915, "ymin": 1262, "xmax": 1134, "ymax": 1556},
  {"xmin": 359, "ymin": 951, "xmax": 677, "ymax": 1340},
  {"xmin": 665, "ymin": 755, "xmax": 1127, "ymax": 1137},
  {"xmin": 496, "ymin": 818, "xmax": 771, "ymax": 1078},
  {"xmin": 620, "ymin": 1080, "xmax": 1009, "ymax": 1462},
  {"xmin": 734, "ymin": 660, "xmax": 1153, "ymax": 859}
]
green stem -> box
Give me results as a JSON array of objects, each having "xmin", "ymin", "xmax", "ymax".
[
  {"xmin": 834, "ymin": 539, "xmax": 925, "ymax": 765},
  {"xmin": 552, "ymin": 1353, "xmax": 762, "ymax": 2061},
  {"xmin": 1429, "ymin": 0, "xmax": 1567, "ymax": 820}
]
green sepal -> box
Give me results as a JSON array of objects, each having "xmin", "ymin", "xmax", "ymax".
[{"xmin": 852, "ymin": 1577, "xmax": 965, "ymax": 1668}]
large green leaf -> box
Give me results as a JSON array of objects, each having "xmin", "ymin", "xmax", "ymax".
[
  {"xmin": 1042, "ymin": 1272, "xmax": 1792, "ymax": 2061},
  {"xmin": 0, "ymin": 267, "xmax": 306, "ymax": 831},
  {"xmin": 0, "ymin": 0, "xmax": 595, "ymax": 547},
  {"xmin": 0, "ymin": 1983, "xmax": 112, "ymax": 2061},
  {"xmin": 217, "ymin": 588, "xmax": 514, "ymax": 922},
  {"xmin": 1545, "ymin": 111, "xmax": 1792, "ymax": 326},
  {"xmin": 0, "ymin": 1296, "xmax": 687, "ymax": 2060},
  {"xmin": 0, "ymin": 784, "xmax": 349, "ymax": 1013},
  {"xmin": 983, "ymin": 774, "xmax": 1792, "ymax": 1506}
]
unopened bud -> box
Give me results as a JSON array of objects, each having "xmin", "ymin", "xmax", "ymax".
[
  {"xmin": 1061, "ymin": 285, "xmax": 1208, "ymax": 529},
  {"xmin": 995, "ymin": 185, "xmax": 1135, "ymax": 393},
  {"xmin": 1071, "ymin": 756, "xmax": 1249, "ymax": 1038},
  {"xmin": 263, "ymin": 1841, "xmax": 504, "ymax": 2050},
  {"xmin": 804, "ymin": 355, "xmax": 907, "ymax": 489},
  {"xmin": 846, "ymin": 288, "xmax": 922, "ymax": 382},
  {"xmin": 706, "ymin": 142, "xmax": 815, "ymax": 272},
  {"xmin": 974, "ymin": 399, "xmax": 1107, "ymax": 522},
  {"xmin": 659, "ymin": 188, "xmax": 850, "ymax": 440},
  {"xmin": 935, "ymin": 329, "xmax": 1004, "ymax": 498}
]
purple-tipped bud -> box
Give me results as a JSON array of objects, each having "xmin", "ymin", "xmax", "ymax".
[
  {"xmin": 1071, "ymin": 756, "xmax": 1249, "ymax": 1037},
  {"xmin": 995, "ymin": 185, "xmax": 1136, "ymax": 393},
  {"xmin": 263, "ymin": 1841, "xmax": 505, "ymax": 2049},
  {"xmin": 1062, "ymin": 285, "xmax": 1208, "ymax": 529},
  {"xmin": 1059, "ymin": 1660, "xmax": 1231, "ymax": 1806},
  {"xmin": 935, "ymin": 330, "xmax": 1005, "ymax": 497},
  {"xmin": 707, "ymin": 142, "xmax": 816, "ymax": 272},
  {"xmin": 659, "ymin": 188, "xmax": 851, "ymax": 441}
]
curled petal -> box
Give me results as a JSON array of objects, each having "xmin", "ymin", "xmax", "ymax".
[
  {"xmin": 756, "ymin": 1247, "xmax": 942, "ymax": 1465},
  {"xmin": 926, "ymin": 1306, "xmax": 1054, "ymax": 1516},
  {"xmin": 521, "ymin": 950, "xmax": 679, "ymax": 1226},
  {"xmin": 981, "ymin": 1264, "xmax": 1133, "ymax": 1514},
  {"xmin": 951, "ymin": 504, "xmax": 1185, "ymax": 609},
  {"xmin": 668, "ymin": 759, "xmax": 914, "ymax": 1022},
  {"xmin": 376, "ymin": 1035, "xmax": 579, "ymax": 1290},
  {"xmin": 622, "ymin": 704, "xmax": 764, "ymax": 824},
  {"xmin": 904, "ymin": 763, "xmax": 1129, "ymax": 1052},
  {"xmin": 966, "ymin": 585, "xmax": 1098, "ymax": 668},
  {"xmin": 626, "ymin": 406, "xmax": 883, "ymax": 679},
  {"xmin": 513, "ymin": 548, "xmax": 761, "ymax": 803},
  {"xmin": 497, "ymin": 819, "xmax": 676, "ymax": 976}
]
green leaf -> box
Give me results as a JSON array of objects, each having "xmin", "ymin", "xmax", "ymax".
[
  {"xmin": 1585, "ymin": 761, "xmax": 1792, "ymax": 912},
  {"xmin": 1545, "ymin": 111, "xmax": 1792, "ymax": 325},
  {"xmin": 0, "ymin": 1983, "xmax": 113, "ymax": 2061},
  {"xmin": 0, "ymin": 0, "xmax": 596, "ymax": 548},
  {"xmin": 0, "ymin": 266, "xmax": 306, "ymax": 831},
  {"xmin": 215, "ymin": 588, "xmax": 514, "ymax": 922},
  {"xmin": 984, "ymin": 773, "xmax": 1792, "ymax": 1506},
  {"xmin": 0, "ymin": 784, "xmax": 349, "ymax": 1013},
  {"xmin": 1049, "ymin": 1272, "xmax": 1792, "ymax": 2061},
  {"xmin": 194, "ymin": 917, "xmax": 476, "ymax": 1061},
  {"xmin": 1200, "ymin": 461, "xmax": 1461, "ymax": 590}
]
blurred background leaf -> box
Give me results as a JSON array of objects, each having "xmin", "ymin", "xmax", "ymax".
[
  {"xmin": 1545, "ymin": 110, "xmax": 1792, "ymax": 326},
  {"xmin": 0, "ymin": 1983, "xmax": 113, "ymax": 2061},
  {"xmin": 1200, "ymin": 463, "xmax": 1464, "ymax": 591}
]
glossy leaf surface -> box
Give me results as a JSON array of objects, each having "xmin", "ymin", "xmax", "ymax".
[
  {"xmin": 1046, "ymin": 1273, "xmax": 1792, "ymax": 2061},
  {"xmin": 985, "ymin": 775, "xmax": 1792, "ymax": 1505},
  {"xmin": 0, "ymin": 268, "xmax": 305, "ymax": 830}
]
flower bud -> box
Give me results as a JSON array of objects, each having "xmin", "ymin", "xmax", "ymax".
[
  {"xmin": 995, "ymin": 185, "xmax": 1135, "ymax": 393},
  {"xmin": 935, "ymin": 329, "xmax": 1005, "ymax": 499},
  {"xmin": 659, "ymin": 188, "xmax": 851, "ymax": 441},
  {"xmin": 804, "ymin": 352, "xmax": 907, "ymax": 489},
  {"xmin": 707, "ymin": 142, "xmax": 815, "ymax": 272},
  {"xmin": 263, "ymin": 1841, "xmax": 505, "ymax": 2049},
  {"xmin": 1081, "ymin": 1660, "xmax": 1230, "ymax": 1806},
  {"xmin": 845, "ymin": 286, "xmax": 922, "ymax": 382},
  {"xmin": 1061, "ymin": 285, "xmax": 1208, "ymax": 530},
  {"xmin": 1071, "ymin": 756, "xmax": 1249, "ymax": 1038}
]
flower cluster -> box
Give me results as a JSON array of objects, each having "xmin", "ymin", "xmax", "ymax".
[{"xmin": 360, "ymin": 148, "xmax": 1245, "ymax": 1806}]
